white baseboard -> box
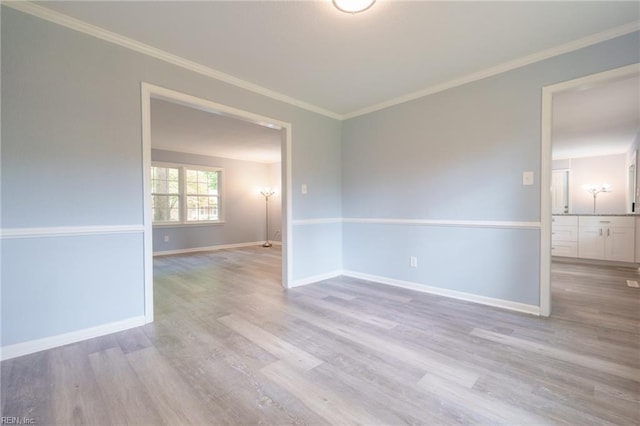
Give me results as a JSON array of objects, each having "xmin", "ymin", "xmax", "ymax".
[
  {"xmin": 342, "ymin": 270, "xmax": 540, "ymax": 316},
  {"xmin": 0, "ymin": 316, "xmax": 146, "ymax": 361},
  {"xmin": 290, "ymin": 270, "xmax": 343, "ymax": 288},
  {"xmin": 154, "ymin": 241, "xmax": 280, "ymax": 256}
]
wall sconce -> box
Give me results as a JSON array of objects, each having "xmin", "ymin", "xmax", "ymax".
[
  {"xmin": 260, "ymin": 187, "xmax": 275, "ymax": 247},
  {"xmin": 581, "ymin": 184, "xmax": 611, "ymax": 214}
]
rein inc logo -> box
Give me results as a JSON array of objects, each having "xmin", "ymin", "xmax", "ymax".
[{"xmin": 1, "ymin": 418, "xmax": 35, "ymax": 425}]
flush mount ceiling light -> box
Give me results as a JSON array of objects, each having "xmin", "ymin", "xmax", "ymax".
[{"xmin": 333, "ymin": 0, "xmax": 376, "ymax": 14}]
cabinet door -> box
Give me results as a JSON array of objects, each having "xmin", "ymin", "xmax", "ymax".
[
  {"xmin": 552, "ymin": 242, "xmax": 578, "ymax": 257},
  {"xmin": 552, "ymin": 225, "xmax": 578, "ymax": 242},
  {"xmin": 605, "ymin": 227, "xmax": 635, "ymax": 262},
  {"xmin": 636, "ymin": 218, "xmax": 640, "ymax": 263},
  {"xmin": 578, "ymin": 226, "xmax": 605, "ymax": 260}
]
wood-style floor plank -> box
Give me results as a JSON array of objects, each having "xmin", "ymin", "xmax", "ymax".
[
  {"xmin": 1, "ymin": 246, "xmax": 639, "ymax": 425},
  {"xmin": 125, "ymin": 346, "xmax": 217, "ymax": 425},
  {"xmin": 49, "ymin": 346, "xmax": 112, "ymax": 425},
  {"xmin": 470, "ymin": 327, "xmax": 640, "ymax": 381},
  {"xmin": 217, "ymin": 313, "xmax": 323, "ymax": 371},
  {"xmin": 87, "ymin": 347, "xmax": 165, "ymax": 425},
  {"xmin": 260, "ymin": 360, "xmax": 385, "ymax": 425},
  {"xmin": 248, "ymin": 291, "xmax": 483, "ymax": 388},
  {"xmin": 417, "ymin": 372, "xmax": 548, "ymax": 425}
]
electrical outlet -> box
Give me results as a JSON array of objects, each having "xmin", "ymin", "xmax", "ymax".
[
  {"xmin": 163, "ymin": 235, "xmax": 169, "ymax": 242},
  {"xmin": 410, "ymin": 256, "xmax": 418, "ymax": 268}
]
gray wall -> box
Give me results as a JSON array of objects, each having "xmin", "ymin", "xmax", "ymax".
[
  {"xmin": 2, "ymin": 4, "xmax": 637, "ymax": 349},
  {"xmin": 1, "ymin": 7, "xmax": 342, "ymax": 347},
  {"xmin": 151, "ymin": 150, "xmax": 282, "ymax": 252},
  {"xmin": 342, "ymin": 32, "xmax": 639, "ymax": 306}
]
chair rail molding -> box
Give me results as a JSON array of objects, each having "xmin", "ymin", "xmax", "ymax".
[{"xmin": 0, "ymin": 225, "xmax": 145, "ymax": 239}]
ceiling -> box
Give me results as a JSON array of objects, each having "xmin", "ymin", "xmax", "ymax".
[
  {"xmin": 32, "ymin": 1, "xmax": 640, "ymax": 118},
  {"xmin": 552, "ymin": 75, "xmax": 640, "ymax": 160},
  {"xmin": 151, "ymin": 99, "xmax": 282, "ymax": 163}
]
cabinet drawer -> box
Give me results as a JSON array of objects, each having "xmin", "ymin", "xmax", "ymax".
[
  {"xmin": 552, "ymin": 242, "xmax": 577, "ymax": 257},
  {"xmin": 552, "ymin": 216, "xmax": 578, "ymax": 226},
  {"xmin": 552, "ymin": 225, "xmax": 577, "ymax": 242},
  {"xmin": 579, "ymin": 216, "xmax": 634, "ymax": 228}
]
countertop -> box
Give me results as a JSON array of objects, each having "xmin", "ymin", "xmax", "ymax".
[{"xmin": 552, "ymin": 213, "xmax": 639, "ymax": 217}]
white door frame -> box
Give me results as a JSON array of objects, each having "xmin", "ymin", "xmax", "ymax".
[
  {"xmin": 539, "ymin": 63, "xmax": 640, "ymax": 317},
  {"xmin": 140, "ymin": 82, "xmax": 294, "ymax": 323}
]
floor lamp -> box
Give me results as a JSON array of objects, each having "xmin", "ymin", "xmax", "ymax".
[
  {"xmin": 581, "ymin": 184, "xmax": 611, "ymax": 214},
  {"xmin": 260, "ymin": 187, "xmax": 275, "ymax": 247}
]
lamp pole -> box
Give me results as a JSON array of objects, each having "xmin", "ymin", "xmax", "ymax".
[
  {"xmin": 582, "ymin": 184, "xmax": 611, "ymax": 214},
  {"xmin": 260, "ymin": 188, "xmax": 275, "ymax": 247}
]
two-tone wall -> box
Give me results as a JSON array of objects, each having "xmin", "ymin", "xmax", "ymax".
[
  {"xmin": 1, "ymin": 6, "xmax": 342, "ymax": 355},
  {"xmin": 151, "ymin": 149, "xmax": 282, "ymax": 254},
  {"xmin": 342, "ymin": 32, "xmax": 640, "ymax": 311},
  {"xmin": 1, "ymin": 3, "xmax": 638, "ymax": 357}
]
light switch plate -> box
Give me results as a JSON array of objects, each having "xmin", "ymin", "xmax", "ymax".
[
  {"xmin": 522, "ymin": 171, "xmax": 534, "ymax": 185},
  {"xmin": 301, "ymin": 184, "xmax": 308, "ymax": 194}
]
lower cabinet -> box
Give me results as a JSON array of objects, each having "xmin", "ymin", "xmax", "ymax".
[
  {"xmin": 577, "ymin": 216, "xmax": 635, "ymax": 263},
  {"xmin": 551, "ymin": 216, "xmax": 577, "ymax": 258}
]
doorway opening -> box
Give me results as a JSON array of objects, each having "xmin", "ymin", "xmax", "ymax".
[
  {"xmin": 540, "ymin": 63, "xmax": 640, "ymax": 317},
  {"xmin": 141, "ymin": 83, "xmax": 293, "ymax": 323}
]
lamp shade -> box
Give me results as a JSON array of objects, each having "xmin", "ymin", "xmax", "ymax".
[{"xmin": 581, "ymin": 184, "xmax": 611, "ymax": 194}]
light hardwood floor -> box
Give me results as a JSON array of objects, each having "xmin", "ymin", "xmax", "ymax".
[{"xmin": 2, "ymin": 247, "xmax": 639, "ymax": 425}]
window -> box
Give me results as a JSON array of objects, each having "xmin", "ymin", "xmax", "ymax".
[
  {"xmin": 151, "ymin": 165, "xmax": 180, "ymax": 223},
  {"xmin": 151, "ymin": 163, "xmax": 222, "ymax": 225},
  {"xmin": 186, "ymin": 169, "xmax": 219, "ymax": 221}
]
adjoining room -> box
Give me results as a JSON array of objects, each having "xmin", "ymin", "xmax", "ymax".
[{"xmin": 1, "ymin": 1, "xmax": 639, "ymax": 424}]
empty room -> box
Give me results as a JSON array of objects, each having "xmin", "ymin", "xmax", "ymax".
[{"xmin": 1, "ymin": 1, "xmax": 639, "ymax": 424}]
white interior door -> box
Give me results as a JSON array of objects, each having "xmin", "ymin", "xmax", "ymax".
[{"xmin": 551, "ymin": 170, "xmax": 569, "ymax": 214}]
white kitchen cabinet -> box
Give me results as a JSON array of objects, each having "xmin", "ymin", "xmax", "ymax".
[
  {"xmin": 636, "ymin": 218, "xmax": 640, "ymax": 263},
  {"xmin": 551, "ymin": 215, "xmax": 577, "ymax": 257},
  {"xmin": 577, "ymin": 216, "xmax": 634, "ymax": 263}
]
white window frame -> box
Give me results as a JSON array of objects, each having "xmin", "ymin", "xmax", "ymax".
[{"xmin": 151, "ymin": 161, "xmax": 224, "ymax": 226}]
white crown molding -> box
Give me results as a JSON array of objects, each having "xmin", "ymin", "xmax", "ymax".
[
  {"xmin": 3, "ymin": 1, "xmax": 341, "ymax": 120},
  {"xmin": 153, "ymin": 240, "xmax": 281, "ymax": 257},
  {"xmin": 342, "ymin": 270, "xmax": 541, "ymax": 316},
  {"xmin": 0, "ymin": 316, "xmax": 146, "ymax": 361},
  {"xmin": 0, "ymin": 225, "xmax": 145, "ymax": 239},
  {"xmin": 343, "ymin": 218, "xmax": 541, "ymax": 229},
  {"xmin": 4, "ymin": 2, "xmax": 637, "ymax": 121},
  {"xmin": 343, "ymin": 21, "xmax": 640, "ymax": 119}
]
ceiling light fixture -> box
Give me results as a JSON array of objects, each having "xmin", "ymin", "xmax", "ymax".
[{"xmin": 333, "ymin": 0, "xmax": 376, "ymax": 14}]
